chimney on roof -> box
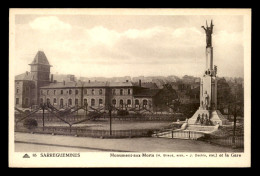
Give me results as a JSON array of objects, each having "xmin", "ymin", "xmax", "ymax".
[
  {"xmin": 63, "ymin": 80, "xmax": 65, "ymax": 85},
  {"xmin": 139, "ymin": 79, "xmax": 142, "ymax": 87},
  {"xmin": 51, "ymin": 74, "xmax": 53, "ymax": 82}
]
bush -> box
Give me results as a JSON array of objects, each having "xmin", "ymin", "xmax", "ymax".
[{"xmin": 23, "ymin": 119, "xmax": 38, "ymax": 129}]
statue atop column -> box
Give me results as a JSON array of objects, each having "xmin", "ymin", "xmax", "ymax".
[{"xmin": 201, "ymin": 20, "xmax": 214, "ymax": 47}]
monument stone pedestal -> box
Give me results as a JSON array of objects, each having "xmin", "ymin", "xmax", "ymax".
[{"xmin": 188, "ymin": 109, "xmax": 228, "ymax": 126}]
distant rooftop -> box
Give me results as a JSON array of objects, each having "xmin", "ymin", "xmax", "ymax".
[{"xmin": 15, "ymin": 72, "xmax": 33, "ymax": 81}]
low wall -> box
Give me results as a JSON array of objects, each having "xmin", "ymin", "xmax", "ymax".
[{"xmin": 15, "ymin": 126, "xmax": 155, "ymax": 138}]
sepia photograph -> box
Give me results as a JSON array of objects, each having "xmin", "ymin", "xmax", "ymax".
[{"xmin": 9, "ymin": 8, "xmax": 251, "ymax": 167}]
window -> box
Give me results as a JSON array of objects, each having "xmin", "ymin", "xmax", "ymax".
[
  {"xmin": 68, "ymin": 99, "xmax": 72, "ymax": 106},
  {"xmin": 143, "ymin": 99, "xmax": 148, "ymax": 107},
  {"xmin": 120, "ymin": 89, "xmax": 123, "ymax": 95},
  {"xmin": 16, "ymin": 98, "xmax": 19, "ymax": 105},
  {"xmin": 84, "ymin": 99, "xmax": 88, "ymax": 106},
  {"xmin": 127, "ymin": 99, "xmax": 131, "ymax": 107},
  {"xmin": 47, "ymin": 90, "xmax": 49, "ymax": 95},
  {"xmin": 75, "ymin": 89, "xmax": 78, "ymax": 95},
  {"xmin": 91, "ymin": 89, "xmax": 95, "ymax": 95},
  {"xmin": 99, "ymin": 89, "xmax": 102, "ymax": 95},
  {"xmin": 16, "ymin": 88, "xmax": 19, "ymax": 93},
  {"xmin": 99, "ymin": 99, "xmax": 103, "ymax": 106},
  {"xmin": 120, "ymin": 99, "xmax": 123, "ymax": 105},
  {"xmin": 128, "ymin": 89, "xmax": 131, "ymax": 95},
  {"xmin": 61, "ymin": 90, "xmax": 63, "ymax": 95},
  {"xmin": 25, "ymin": 98, "xmax": 29, "ymax": 106},
  {"xmin": 54, "ymin": 90, "xmax": 56, "ymax": 95},
  {"xmin": 135, "ymin": 99, "xmax": 139, "ymax": 108},
  {"xmin": 40, "ymin": 98, "xmax": 43, "ymax": 104},
  {"xmin": 60, "ymin": 99, "xmax": 64, "ymax": 108},
  {"xmin": 47, "ymin": 98, "xmax": 50, "ymax": 104},
  {"xmin": 112, "ymin": 89, "xmax": 116, "ymax": 95},
  {"xmin": 112, "ymin": 99, "xmax": 116, "ymax": 105},
  {"xmin": 75, "ymin": 99, "xmax": 78, "ymax": 105},
  {"xmin": 53, "ymin": 98, "xmax": 57, "ymax": 104},
  {"xmin": 69, "ymin": 90, "xmax": 72, "ymax": 95},
  {"xmin": 91, "ymin": 99, "xmax": 95, "ymax": 106}
]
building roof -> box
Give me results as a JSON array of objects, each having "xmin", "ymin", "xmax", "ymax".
[
  {"xmin": 134, "ymin": 89, "xmax": 161, "ymax": 97},
  {"xmin": 109, "ymin": 81, "xmax": 133, "ymax": 87},
  {"xmin": 29, "ymin": 51, "xmax": 51, "ymax": 66},
  {"xmin": 132, "ymin": 82, "xmax": 158, "ymax": 89},
  {"xmin": 15, "ymin": 72, "xmax": 33, "ymax": 81},
  {"xmin": 40, "ymin": 81, "xmax": 110, "ymax": 89}
]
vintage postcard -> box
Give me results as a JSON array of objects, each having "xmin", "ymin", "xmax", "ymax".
[{"xmin": 9, "ymin": 8, "xmax": 251, "ymax": 167}]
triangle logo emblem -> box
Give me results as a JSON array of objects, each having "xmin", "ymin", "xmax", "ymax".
[{"xmin": 23, "ymin": 154, "xmax": 30, "ymax": 158}]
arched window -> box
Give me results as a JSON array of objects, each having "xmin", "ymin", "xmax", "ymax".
[
  {"xmin": 68, "ymin": 99, "xmax": 72, "ymax": 106},
  {"xmin": 99, "ymin": 99, "xmax": 103, "ymax": 106},
  {"xmin": 143, "ymin": 99, "xmax": 148, "ymax": 107},
  {"xmin": 127, "ymin": 99, "xmax": 131, "ymax": 105},
  {"xmin": 75, "ymin": 89, "xmax": 78, "ymax": 95},
  {"xmin": 60, "ymin": 99, "xmax": 64, "ymax": 108},
  {"xmin": 99, "ymin": 89, "xmax": 102, "ymax": 95},
  {"xmin": 112, "ymin": 99, "xmax": 116, "ymax": 105},
  {"xmin": 135, "ymin": 99, "xmax": 139, "ymax": 107},
  {"xmin": 84, "ymin": 99, "xmax": 88, "ymax": 106},
  {"xmin": 16, "ymin": 88, "xmax": 19, "ymax": 93},
  {"xmin": 69, "ymin": 90, "xmax": 72, "ymax": 95},
  {"xmin": 91, "ymin": 89, "xmax": 95, "ymax": 95},
  {"xmin": 61, "ymin": 90, "xmax": 63, "ymax": 95},
  {"xmin": 46, "ymin": 98, "xmax": 50, "ymax": 104},
  {"xmin": 53, "ymin": 98, "xmax": 57, "ymax": 104},
  {"xmin": 120, "ymin": 99, "xmax": 123, "ymax": 105},
  {"xmin": 91, "ymin": 99, "xmax": 95, "ymax": 106},
  {"xmin": 120, "ymin": 89, "xmax": 123, "ymax": 95}
]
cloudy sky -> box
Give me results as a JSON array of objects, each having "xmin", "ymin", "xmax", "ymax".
[{"xmin": 14, "ymin": 14, "xmax": 244, "ymax": 78}]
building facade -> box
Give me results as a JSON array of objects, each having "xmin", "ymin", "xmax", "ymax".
[{"xmin": 15, "ymin": 51, "xmax": 166, "ymax": 111}]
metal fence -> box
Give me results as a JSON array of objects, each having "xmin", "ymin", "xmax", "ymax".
[
  {"xmin": 205, "ymin": 135, "xmax": 244, "ymax": 148},
  {"xmin": 154, "ymin": 130, "xmax": 205, "ymax": 140},
  {"xmin": 15, "ymin": 113, "xmax": 184, "ymax": 122}
]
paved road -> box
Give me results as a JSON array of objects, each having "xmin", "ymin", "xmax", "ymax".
[{"xmin": 15, "ymin": 132, "xmax": 243, "ymax": 152}]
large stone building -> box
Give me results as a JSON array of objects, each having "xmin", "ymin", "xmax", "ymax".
[{"xmin": 15, "ymin": 51, "xmax": 167, "ymax": 111}]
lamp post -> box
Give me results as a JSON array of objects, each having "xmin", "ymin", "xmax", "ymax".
[{"xmin": 109, "ymin": 104, "xmax": 112, "ymax": 136}]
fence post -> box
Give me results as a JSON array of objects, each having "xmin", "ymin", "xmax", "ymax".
[{"xmin": 42, "ymin": 105, "xmax": 45, "ymax": 131}]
